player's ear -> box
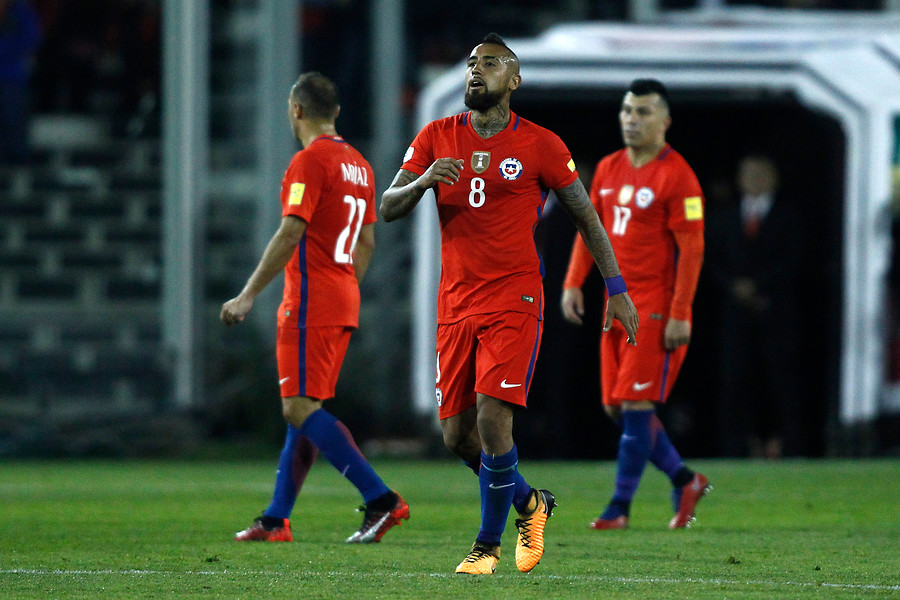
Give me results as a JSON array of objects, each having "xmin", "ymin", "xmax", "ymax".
[
  {"xmin": 334, "ymin": 105, "xmax": 341, "ymax": 120},
  {"xmin": 509, "ymin": 73, "xmax": 522, "ymax": 92}
]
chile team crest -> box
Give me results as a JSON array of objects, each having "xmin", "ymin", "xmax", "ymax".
[
  {"xmin": 499, "ymin": 157, "xmax": 523, "ymax": 180},
  {"xmin": 636, "ymin": 186, "xmax": 655, "ymax": 208}
]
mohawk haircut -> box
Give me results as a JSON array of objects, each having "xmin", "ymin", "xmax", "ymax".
[
  {"xmin": 290, "ymin": 72, "xmax": 340, "ymax": 120},
  {"xmin": 480, "ymin": 32, "xmax": 519, "ymax": 61},
  {"xmin": 627, "ymin": 78, "xmax": 670, "ymax": 109}
]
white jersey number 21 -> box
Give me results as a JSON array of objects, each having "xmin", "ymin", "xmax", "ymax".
[{"xmin": 334, "ymin": 195, "xmax": 366, "ymax": 264}]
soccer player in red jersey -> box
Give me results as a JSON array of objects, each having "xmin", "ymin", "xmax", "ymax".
[
  {"xmin": 221, "ymin": 72, "xmax": 408, "ymax": 545},
  {"xmin": 562, "ymin": 79, "xmax": 710, "ymax": 531},
  {"xmin": 382, "ymin": 34, "xmax": 638, "ymax": 574}
]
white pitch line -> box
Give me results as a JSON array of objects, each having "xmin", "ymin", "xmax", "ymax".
[{"xmin": 1, "ymin": 569, "xmax": 899, "ymax": 591}]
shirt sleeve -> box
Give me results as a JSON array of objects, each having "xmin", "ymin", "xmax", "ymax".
[
  {"xmin": 666, "ymin": 158, "xmax": 705, "ymax": 233},
  {"xmin": 670, "ymin": 229, "xmax": 704, "ymax": 321},
  {"xmin": 540, "ymin": 130, "xmax": 579, "ymax": 191},
  {"xmin": 563, "ymin": 234, "xmax": 595, "ymax": 290},
  {"xmin": 400, "ymin": 122, "xmax": 435, "ymax": 176},
  {"xmin": 362, "ymin": 162, "xmax": 378, "ymax": 226},
  {"xmin": 281, "ymin": 152, "xmax": 323, "ymax": 222}
]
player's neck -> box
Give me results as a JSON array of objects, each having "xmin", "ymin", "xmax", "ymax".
[
  {"xmin": 299, "ymin": 122, "xmax": 339, "ymax": 148},
  {"xmin": 470, "ymin": 104, "xmax": 511, "ymax": 139},
  {"xmin": 627, "ymin": 141, "xmax": 666, "ymax": 168}
]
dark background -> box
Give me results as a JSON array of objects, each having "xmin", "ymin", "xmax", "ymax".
[{"xmin": 514, "ymin": 91, "xmax": 845, "ymax": 459}]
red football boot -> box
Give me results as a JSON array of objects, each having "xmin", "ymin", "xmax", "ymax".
[
  {"xmin": 669, "ymin": 473, "xmax": 711, "ymax": 529},
  {"xmin": 590, "ymin": 515, "xmax": 629, "ymax": 530},
  {"xmin": 345, "ymin": 493, "xmax": 410, "ymax": 543},
  {"xmin": 235, "ymin": 517, "xmax": 293, "ymax": 542}
]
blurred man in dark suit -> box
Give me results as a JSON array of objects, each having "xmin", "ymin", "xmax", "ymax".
[{"xmin": 707, "ymin": 154, "xmax": 807, "ymax": 458}]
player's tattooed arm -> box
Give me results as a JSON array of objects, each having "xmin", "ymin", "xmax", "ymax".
[
  {"xmin": 380, "ymin": 170, "xmax": 423, "ymax": 222},
  {"xmin": 555, "ymin": 179, "xmax": 622, "ymax": 278},
  {"xmin": 381, "ymin": 159, "xmax": 463, "ymax": 222},
  {"xmin": 557, "ymin": 178, "xmax": 639, "ymax": 344}
]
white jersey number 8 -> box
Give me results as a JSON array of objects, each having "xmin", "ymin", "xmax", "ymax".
[
  {"xmin": 469, "ymin": 177, "xmax": 486, "ymax": 208},
  {"xmin": 334, "ymin": 195, "xmax": 367, "ymax": 264}
]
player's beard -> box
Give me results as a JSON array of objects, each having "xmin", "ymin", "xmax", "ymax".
[{"xmin": 464, "ymin": 86, "xmax": 504, "ymax": 112}]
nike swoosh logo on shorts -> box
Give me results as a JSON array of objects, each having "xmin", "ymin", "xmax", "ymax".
[
  {"xmin": 632, "ymin": 381, "xmax": 653, "ymax": 391},
  {"xmin": 279, "ymin": 377, "xmax": 290, "ymax": 385},
  {"xmin": 500, "ymin": 379, "xmax": 522, "ymax": 389}
]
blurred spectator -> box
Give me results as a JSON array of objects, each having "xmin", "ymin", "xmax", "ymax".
[
  {"xmin": 706, "ymin": 154, "xmax": 808, "ymax": 458},
  {"xmin": 301, "ymin": 1, "xmax": 368, "ymax": 139},
  {"xmin": 0, "ymin": 0, "xmax": 41, "ymax": 165},
  {"xmin": 108, "ymin": 0, "xmax": 161, "ymax": 136},
  {"xmin": 30, "ymin": 0, "xmax": 159, "ymax": 127},
  {"xmin": 30, "ymin": 0, "xmax": 104, "ymax": 113}
]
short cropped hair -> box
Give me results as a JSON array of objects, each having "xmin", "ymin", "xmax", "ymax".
[
  {"xmin": 627, "ymin": 78, "xmax": 670, "ymax": 109},
  {"xmin": 480, "ymin": 32, "xmax": 519, "ymax": 61},
  {"xmin": 290, "ymin": 72, "xmax": 340, "ymax": 120}
]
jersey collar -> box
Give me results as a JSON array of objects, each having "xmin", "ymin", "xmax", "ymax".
[{"xmin": 312, "ymin": 134, "xmax": 345, "ymax": 145}]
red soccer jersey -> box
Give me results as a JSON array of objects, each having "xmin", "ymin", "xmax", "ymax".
[
  {"xmin": 402, "ymin": 111, "xmax": 579, "ymax": 323},
  {"xmin": 564, "ymin": 144, "xmax": 704, "ymax": 318},
  {"xmin": 277, "ymin": 135, "xmax": 377, "ymax": 329}
]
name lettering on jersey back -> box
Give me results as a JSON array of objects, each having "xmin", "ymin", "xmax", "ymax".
[{"xmin": 340, "ymin": 162, "xmax": 369, "ymax": 187}]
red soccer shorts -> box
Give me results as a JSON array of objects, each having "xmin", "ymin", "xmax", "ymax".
[
  {"xmin": 435, "ymin": 311, "xmax": 542, "ymax": 420},
  {"xmin": 276, "ymin": 326, "xmax": 352, "ymax": 400},
  {"xmin": 600, "ymin": 316, "xmax": 688, "ymax": 406}
]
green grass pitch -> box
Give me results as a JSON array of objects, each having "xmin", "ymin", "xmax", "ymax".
[{"xmin": 1, "ymin": 458, "xmax": 898, "ymax": 599}]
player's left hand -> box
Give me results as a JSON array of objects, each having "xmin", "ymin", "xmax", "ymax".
[
  {"xmin": 221, "ymin": 294, "xmax": 254, "ymax": 326},
  {"xmin": 605, "ymin": 292, "xmax": 638, "ymax": 345},
  {"xmin": 663, "ymin": 318, "xmax": 691, "ymax": 350}
]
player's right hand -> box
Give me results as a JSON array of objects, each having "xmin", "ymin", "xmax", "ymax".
[
  {"xmin": 420, "ymin": 157, "xmax": 464, "ymax": 187},
  {"xmin": 561, "ymin": 287, "xmax": 585, "ymax": 326},
  {"xmin": 220, "ymin": 294, "xmax": 253, "ymax": 326}
]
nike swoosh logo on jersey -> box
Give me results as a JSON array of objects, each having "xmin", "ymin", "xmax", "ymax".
[
  {"xmin": 500, "ymin": 379, "xmax": 522, "ymax": 389},
  {"xmin": 600, "ymin": 188, "xmax": 615, "ymax": 196},
  {"xmin": 632, "ymin": 381, "xmax": 653, "ymax": 391}
]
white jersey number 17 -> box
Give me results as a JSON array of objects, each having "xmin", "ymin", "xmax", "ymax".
[{"xmin": 611, "ymin": 205, "xmax": 631, "ymax": 236}]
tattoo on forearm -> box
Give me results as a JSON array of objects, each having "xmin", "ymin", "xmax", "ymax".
[
  {"xmin": 556, "ymin": 181, "xmax": 620, "ymax": 278},
  {"xmin": 382, "ymin": 170, "xmax": 426, "ymax": 221}
]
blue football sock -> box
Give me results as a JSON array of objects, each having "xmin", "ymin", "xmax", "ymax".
[
  {"xmin": 477, "ymin": 447, "xmax": 519, "ymax": 546},
  {"xmin": 648, "ymin": 413, "xmax": 684, "ymax": 481},
  {"xmin": 300, "ymin": 409, "xmax": 390, "ymax": 504},
  {"xmin": 604, "ymin": 410, "xmax": 653, "ymax": 518},
  {"xmin": 466, "ymin": 456, "xmax": 532, "ymax": 514},
  {"xmin": 511, "ymin": 470, "xmax": 533, "ymax": 514},
  {"xmin": 264, "ymin": 425, "xmax": 319, "ymax": 519}
]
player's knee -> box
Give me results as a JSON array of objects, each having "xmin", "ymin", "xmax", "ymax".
[
  {"xmin": 281, "ymin": 405, "xmax": 301, "ymax": 427},
  {"xmin": 281, "ymin": 396, "xmax": 320, "ymax": 428},
  {"xmin": 441, "ymin": 428, "xmax": 467, "ymax": 456},
  {"xmin": 604, "ymin": 404, "xmax": 622, "ymax": 422}
]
